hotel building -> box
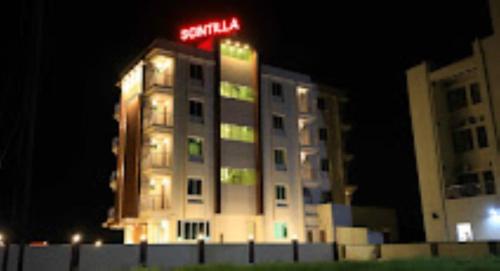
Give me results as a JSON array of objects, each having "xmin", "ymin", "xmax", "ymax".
[
  {"xmin": 103, "ymin": 33, "xmax": 354, "ymax": 244},
  {"xmin": 407, "ymin": 0, "xmax": 500, "ymax": 242}
]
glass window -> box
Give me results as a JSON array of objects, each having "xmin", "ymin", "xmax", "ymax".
[
  {"xmin": 319, "ymin": 128, "xmax": 328, "ymax": 141},
  {"xmin": 317, "ymin": 97, "xmax": 325, "ymax": 110},
  {"xmin": 483, "ymin": 171, "xmax": 496, "ymax": 195},
  {"xmin": 177, "ymin": 220, "xmax": 210, "ymax": 240},
  {"xmin": 274, "ymin": 149, "xmax": 286, "ymax": 170},
  {"xmin": 188, "ymin": 137, "xmax": 203, "ymax": 161},
  {"xmin": 272, "ymin": 82, "xmax": 283, "ymax": 101},
  {"xmin": 220, "ymin": 81, "xmax": 254, "ymax": 102},
  {"xmin": 189, "ymin": 100, "xmax": 204, "ymax": 121},
  {"xmin": 221, "ymin": 168, "xmax": 256, "ymax": 185},
  {"xmin": 220, "ymin": 43, "xmax": 252, "ymax": 60},
  {"xmin": 321, "ymin": 158, "xmax": 329, "ymax": 172},
  {"xmin": 470, "ymin": 83, "xmax": 481, "ymax": 104},
  {"xmin": 190, "ymin": 64, "xmax": 203, "ymax": 81},
  {"xmin": 446, "ymin": 87, "xmax": 467, "ymax": 112},
  {"xmin": 452, "ymin": 129, "xmax": 474, "ymax": 153},
  {"xmin": 276, "ymin": 185, "xmax": 287, "ymax": 200},
  {"xmin": 187, "ymin": 178, "xmax": 202, "ymax": 196},
  {"xmin": 220, "ymin": 123, "xmax": 255, "ymax": 143},
  {"xmin": 272, "ymin": 115, "xmax": 284, "ymax": 131},
  {"xmin": 476, "ymin": 126, "xmax": 488, "ymax": 148},
  {"xmin": 274, "ymin": 222, "xmax": 288, "ymax": 239}
]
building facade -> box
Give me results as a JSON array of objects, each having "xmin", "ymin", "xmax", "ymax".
[
  {"xmin": 104, "ymin": 37, "xmax": 353, "ymax": 244},
  {"xmin": 406, "ymin": 0, "xmax": 500, "ymax": 242}
]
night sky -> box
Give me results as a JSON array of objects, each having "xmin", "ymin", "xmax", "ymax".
[{"xmin": 0, "ymin": 0, "xmax": 494, "ymax": 243}]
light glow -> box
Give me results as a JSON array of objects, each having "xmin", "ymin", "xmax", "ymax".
[
  {"xmin": 151, "ymin": 55, "xmax": 172, "ymax": 72},
  {"xmin": 94, "ymin": 239, "xmax": 103, "ymax": 247},
  {"xmin": 180, "ymin": 17, "xmax": 240, "ymax": 42},
  {"xmin": 72, "ymin": 233, "xmax": 82, "ymax": 244}
]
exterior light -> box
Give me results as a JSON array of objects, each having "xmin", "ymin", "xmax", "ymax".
[
  {"xmin": 151, "ymin": 55, "xmax": 172, "ymax": 72},
  {"xmin": 248, "ymin": 234, "xmax": 254, "ymax": 241},
  {"xmin": 297, "ymin": 86, "xmax": 308, "ymax": 95},
  {"xmin": 94, "ymin": 239, "xmax": 103, "ymax": 247},
  {"xmin": 152, "ymin": 99, "xmax": 158, "ymax": 107},
  {"xmin": 243, "ymin": 44, "xmax": 250, "ymax": 50},
  {"xmin": 197, "ymin": 234, "xmax": 205, "ymax": 241},
  {"xmin": 291, "ymin": 234, "xmax": 298, "ymax": 241},
  {"xmin": 72, "ymin": 233, "xmax": 82, "ymax": 244},
  {"xmin": 162, "ymin": 178, "xmax": 170, "ymax": 186},
  {"xmin": 0, "ymin": 233, "xmax": 3, "ymax": 242},
  {"xmin": 235, "ymin": 41, "xmax": 240, "ymax": 47},
  {"xmin": 140, "ymin": 234, "xmax": 147, "ymax": 242},
  {"xmin": 0, "ymin": 233, "xmax": 4, "ymax": 246}
]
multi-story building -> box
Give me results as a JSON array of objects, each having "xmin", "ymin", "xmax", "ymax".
[
  {"xmin": 103, "ymin": 29, "xmax": 353, "ymax": 244},
  {"xmin": 406, "ymin": 0, "xmax": 500, "ymax": 242}
]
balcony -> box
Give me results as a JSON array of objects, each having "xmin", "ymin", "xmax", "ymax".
[
  {"xmin": 140, "ymin": 194, "xmax": 169, "ymax": 212},
  {"xmin": 446, "ymin": 183, "xmax": 482, "ymax": 199},
  {"xmin": 142, "ymin": 153, "xmax": 172, "ymax": 174},
  {"xmin": 109, "ymin": 171, "xmax": 117, "ymax": 192},
  {"xmin": 301, "ymin": 165, "xmax": 320, "ymax": 188},
  {"xmin": 114, "ymin": 103, "xmax": 120, "ymax": 121},
  {"xmin": 144, "ymin": 74, "xmax": 173, "ymax": 96},
  {"xmin": 112, "ymin": 137, "xmax": 119, "ymax": 155},
  {"xmin": 143, "ymin": 111, "xmax": 173, "ymax": 133}
]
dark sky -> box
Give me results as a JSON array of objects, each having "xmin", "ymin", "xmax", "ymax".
[{"xmin": 0, "ymin": 0, "xmax": 493, "ymax": 243}]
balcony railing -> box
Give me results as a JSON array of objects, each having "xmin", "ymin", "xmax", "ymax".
[
  {"xmin": 142, "ymin": 153, "xmax": 172, "ymax": 170},
  {"xmin": 146, "ymin": 74, "xmax": 173, "ymax": 89},
  {"xmin": 143, "ymin": 110, "xmax": 173, "ymax": 129},
  {"xmin": 446, "ymin": 183, "xmax": 482, "ymax": 199},
  {"xmin": 140, "ymin": 195, "xmax": 169, "ymax": 211}
]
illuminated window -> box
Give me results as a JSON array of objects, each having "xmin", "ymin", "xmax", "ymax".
[
  {"xmin": 177, "ymin": 220, "xmax": 210, "ymax": 240},
  {"xmin": 220, "ymin": 43, "xmax": 251, "ymax": 60},
  {"xmin": 220, "ymin": 81, "xmax": 254, "ymax": 102},
  {"xmin": 220, "ymin": 123, "xmax": 254, "ymax": 143},
  {"xmin": 221, "ymin": 168, "xmax": 256, "ymax": 185},
  {"xmin": 188, "ymin": 137, "xmax": 203, "ymax": 162},
  {"xmin": 274, "ymin": 222, "xmax": 288, "ymax": 239}
]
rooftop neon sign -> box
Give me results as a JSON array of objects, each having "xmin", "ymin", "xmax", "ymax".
[{"xmin": 180, "ymin": 17, "xmax": 241, "ymax": 42}]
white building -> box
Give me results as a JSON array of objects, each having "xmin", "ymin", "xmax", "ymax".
[
  {"xmin": 104, "ymin": 37, "xmax": 355, "ymax": 244},
  {"xmin": 406, "ymin": 0, "xmax": 500, "ymax": 242}
]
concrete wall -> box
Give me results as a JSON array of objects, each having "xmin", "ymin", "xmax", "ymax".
[
  {"xmin": 343, "ymin": 245, "xmax": 378, "ymax": 261},
  {"xmin": 380, "ymin": 244, "xmax": 432, "ymax": 260},
  {"xmin": 438, "ymin": 242, "xmax": 491, "ymax": 258},
  {"xmin": 336, "ymin": 227, "xmax": 368, "ymax": 245}
]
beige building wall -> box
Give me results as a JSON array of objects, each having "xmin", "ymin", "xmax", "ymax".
[{"xmin": 407, "ymin": 1, "xmax": 500, "ymax": 242}]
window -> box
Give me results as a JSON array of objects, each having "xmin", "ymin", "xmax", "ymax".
[
  {"xmin": 271, "ymin": 82, "xmax": 283, "ymax": 101},
  {"xmin": 483, "ymin": 171, "xmax": 496, "ymax": 195},
  {"xmin": 189, "ymin": 64, "xmax": 203, "ymax": 81},
  {"xmin": 221, "ymin": 168, "xmax": 256, "ymax": 185},
  {"xmin": 452, "ymin": 129, "xmax": 474, "ymax": 153},
  {"xmin": 220, "ymin": 43, "xmax": 251, "ymax": 60},
  {"xmin": 274, "ymin": 149, "xmax": 286, "ymax": 170},
  {"xmin": 446, "ymin": 87, "xmax": 467, "ymax": 112},
  {"xmin": 476, "ymin": 126, "xmax": 488, "ymax": 148},
  {"xmin": 189, "ymin": 100, "xmax": 204, "ymax": 123},
  {"xmin": 274, "ymin": 222, "xmax": 288, "ymax": 240},
  {"xmin": 177, "ymin": 220, "xmax": 210, "ymax": 240},
  {"xmin": 456, "ymin": 222, "xmax": 473, "ymax": 242},
  {"xmin": 272, "ymin": 115, "xmax": 284, "ymax": 131},
  {"xmin": 320, "ymin": 158, "xmax": 329, "ymax": 172},
  {"xmin": 220, "ymin": 123, "xmax": 254, "ymax": 143},
  {"xmin": 187, "ymin": 178, "xmax": 202, "ymax": 196},
  {"xmin": 317, "ymin": 97, "xmax": 325, "ymax": 110},
  {"xmin": 276, "ymin": 185, "xmax": 287, "ymax": 200},
  {"xmin": 319, "ymin": 128, "xmax": 328, "ymax": 141},
  {"xmin": 220, "ymin": 81, "xmax": 254, "ymax": 102},
  {"xmin": 470, "ymin": 83, "xmax": 481, "ymax": 104},
  {"xmin": 188, "ymin": 137, "xmax": 203, "ymax": 162}
]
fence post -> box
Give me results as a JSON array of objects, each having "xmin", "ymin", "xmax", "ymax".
[
  {"xmin": 430, "ymin": 242, "xmax": 439, "ymax": 257},
  {"xmin": 139, "ymin": 238, "xmax": 148, "ymax": 267},
  {"xmin": 2, "ymin": 243, "xmax": 9, "ymax": 271},
  {"xmin": 198, "ymin": 238, "xmax": 205, "ymax": 264},
  {"xmin": 248, "ymin": 237, "xmax": 255, "ymax": 264},
  {"xmin": 292, "ymin": 238, "xmax": 299, "ymax": 263},
  {"xmin": 332, "ymin": 242, "xmax": 338, "ymax": 261},
  {"xmin": 69, "ymin": 242, "xmax": 81, "ymax": 271}
]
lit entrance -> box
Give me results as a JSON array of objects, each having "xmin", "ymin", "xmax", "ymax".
[{"xmin": 456, "ymin": 222, "xmax": 473, "ymax": 242}]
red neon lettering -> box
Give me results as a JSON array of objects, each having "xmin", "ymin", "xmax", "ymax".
[{"xmin": 180, "ymin": 17, "xmax": 240, "ymax": 42}]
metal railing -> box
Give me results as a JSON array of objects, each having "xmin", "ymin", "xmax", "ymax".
[
  {"xmin": 143, "ymin": 110, "xmax": 173, "ymax": 128},
  {"xmin": 142, "ymin": 153, "xmax": 172, "ymax": 169}
]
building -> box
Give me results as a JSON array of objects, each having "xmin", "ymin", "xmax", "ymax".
[
  {"xmin": 103, "ymin": 20, "xmax": 356, "ymax": 244},
  {"xmin": 406, "ymin": 0, "xmax": 500, "ymax": 242}
]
